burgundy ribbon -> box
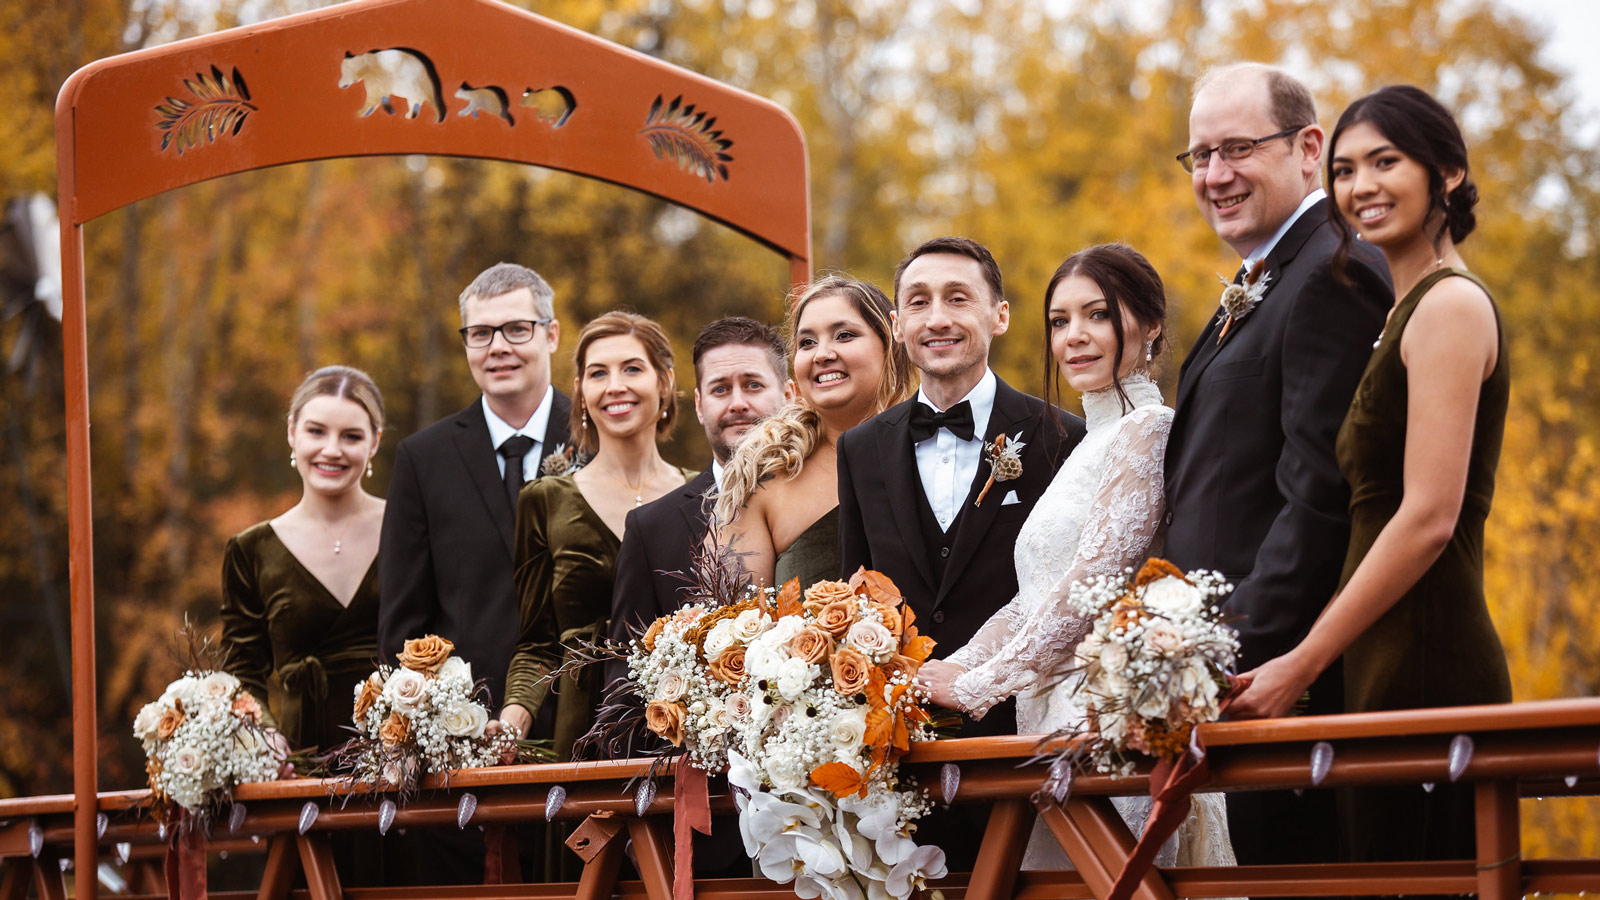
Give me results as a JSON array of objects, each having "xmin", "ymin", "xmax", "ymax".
[
  {"xmin": 673, "ymin": 762, "xmax": 713, "ymax": 900},
  {"xmin": 165, "ymin": 820, "xmax": 208, "ymax": 900}
]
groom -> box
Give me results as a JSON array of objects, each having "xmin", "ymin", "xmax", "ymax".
[
  {"xmin": 838, "ymin": 235, "xmax": 1086, "ymax": 727},
  {"xmin": 1164, "ymin": 64, "xmax": 1390, "ymax": 870}
]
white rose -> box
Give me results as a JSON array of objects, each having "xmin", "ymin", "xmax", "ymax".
[
  {"xmin": 726, "ymin": 692, "xmax": 752, "ymax": 723},
  {"xmin": 196, "ymin": 671, "xmax": 240, "ymax": 703},
  {"xmin": 1076, "ymin": 632, "xmax": 1104, "ymax": 662},
  {"xmin": 133, "ymin": 703, "xmax": 164, "ymax": 743},
  {"xmin": 732, "ymin": 609, "xmax": 771, "ymax": 643},
  {"xmin": 767, "ymin": 755, "xmax": 805, "ymax": 792},
  {"xmin": 828, "ymin": 708, "xmax": 868, "ymax": 752},
  {"xmin": 776, "ymin": 657, "xmax": 813, "ymax": 701},
  {"xmin": 384, "ymin": 668, "xmax": 429, "ymax": 713},
  {"xmin": 1100, "ymin": 642, "xmax": 1130, "ymax": 675},
  {"xmin": 437, "ymin": 656, "xmax": 472, "ymax": 686},
  {"xmin": 168, "ymin": 745, "xmax": 207, "ymax": 777},
  {"xmin": 1099, "ymin": 711, "xmax": 1127, "ymax": 744},
  {"xmin": 161, "ymin": 675, "xmax": 200, "ymax": 707},
  {"xmin": 845, "ymin": 620, "xmax": 895, "ymax": 662},
  {"xmin": 1135, "ymin": 689, "xmax": 1169, "ymax": 720},
  {"xmin": 440, "ymin": 702, "xmax": 489, "ymax": 738},
  {"xmin": 745, "ymin": 643, "xmax": 785, "ymax": 682},
  {"xmin": 1143, "ymin": 621, "xmax": 1184, "ymax": 657},
  {"xmin": 704, "ymin": 699, "xmax": 731, "ymax": 732},
  {"xmin": 1142, "ymin": 577, "xmax": 1202, "ymax": 617},
  {"xmin": 655, "ymin": 670, "xmax": 690, "ymax": 703},
  {"xmin": 704, "ymin": 620, "xmax": 737, "ymax": 658},
  {"xmin": 1177, "ymin": 661, "xmax": 1220, "ymax": 705}
]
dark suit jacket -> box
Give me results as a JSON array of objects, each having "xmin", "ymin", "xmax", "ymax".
[
  {"xmin": 1164, "ymin": 197, "xmax": 1390, "ymax": 696},
  {"xmin": 836, "ymin": 376, "xmax": 1086, "ymax": 701},
  {"xmin": 378, "ymin": 392, "xmax": 572, "ymax": 709},
  {"xmin": 603, "ymin": 466, "xmax": 716, "ymax": 689}
]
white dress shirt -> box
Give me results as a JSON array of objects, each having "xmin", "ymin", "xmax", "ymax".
[
  {"xmin": 1243, "ymin": 188, "xmax": 1326, "ymax": 271},
  {"xmin": 711, "ymin": 459, "xmax": 726, "ymax": 492},
  {"xmin": 482, "ymin": 385, "xmax": 555, "ymax": 481},
  {"xmin": 914, "ymin": 368, "xmax": 997, "ymax": 532}
]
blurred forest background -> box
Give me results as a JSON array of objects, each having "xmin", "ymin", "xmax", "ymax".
[{"xmin": 2, "ymin": 0, "xmax": 1597, "ymax": 860}]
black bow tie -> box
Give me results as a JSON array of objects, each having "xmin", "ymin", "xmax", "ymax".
[{"xmin": 908, "ymin": 400, "xmax": 975, "ymax": 443}]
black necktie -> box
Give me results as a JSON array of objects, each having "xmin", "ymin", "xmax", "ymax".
[
  {"xmin": 499, "ymin": 435, "xmax": 536, "ymax": 509},
  {"xmin": 908, "ymin": 401, "xmax": 975, "ymax": 443},
  {"xmin": 1233, "ymin": 262, "xmax": 1248, "ymax": 285}
]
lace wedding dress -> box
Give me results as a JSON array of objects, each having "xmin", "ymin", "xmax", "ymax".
[{"xmin": 945, "ymin": 373, "xmax": 1236, "ymax": 872}]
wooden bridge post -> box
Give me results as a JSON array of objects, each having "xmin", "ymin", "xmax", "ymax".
[{"xmin": 1474, "ymin": 779, "xmax": 1522, "ymax": 900}]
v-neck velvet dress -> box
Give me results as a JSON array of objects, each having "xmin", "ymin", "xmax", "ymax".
[
  {"xmin": 505, "ymin": 470, "xmax": 694, "ymax": 762},
  {"xmin": 1334, "ymin": 268, "xmax": 1513, "ymax": 862},
  {"xmin": 220, "ymin": 521, "xmax": 381, "ymax": 751}
]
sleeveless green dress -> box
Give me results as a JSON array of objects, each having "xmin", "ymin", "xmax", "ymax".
[
  {"xmin": 773, "ymin": 506, "xmax": 840, "ymax": 588},
  {"xmin": 1334, "ymin": 268, "xmax": 1513, "ymax": 862}
]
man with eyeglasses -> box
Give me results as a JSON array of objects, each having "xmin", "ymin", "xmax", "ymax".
[{"xmin": 1163, "ymin": 64, "xmax": 1390, "ymax": 872}]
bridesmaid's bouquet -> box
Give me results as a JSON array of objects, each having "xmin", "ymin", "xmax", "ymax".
[
  {"xmin": 334, "ymin": 635, "xmax": 520, "ymax": 794},
  {"xmin": 1051, "ymin": 559, "xmax": 1238, "ymax": 777},
  {"xmin": 134, "ymin": 669, "xmax": 283, "ymax": 820}
]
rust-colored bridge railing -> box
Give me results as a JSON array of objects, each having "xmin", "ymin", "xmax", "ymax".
[{"xmin": 5, "ymin": 698, "xmax": 1600, "ymax": 899}]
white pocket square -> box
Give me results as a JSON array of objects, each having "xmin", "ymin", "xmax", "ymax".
[{"xmin": 1001, "ymin": 490, "xmax": 1021, "ymax": 506}]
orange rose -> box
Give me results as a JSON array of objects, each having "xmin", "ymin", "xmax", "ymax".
[
  {"xmin": 803, "ymin": 580, "xmax": 856, "ymax": 616},
  {"xmin": 645, "ymin": 701, "xmax": 686, "ymax": 746},
  {"xmin": 708, "ymin": 645, "xmax": 747, "ymax": 686},
  {"xmin": 814, "ymin": 598, "xmax": 859, "ymax": 638},
  {"xmin": 379, "ymin": 711, "xmax": 411, "ymax": 747},
  {"xmin": 157, "ymin": 705, "xmax": 186, "ymax": 740},
  {"xmin": 399, "ymin": 635, "xmax": 455, "ymax": 675},
  {"xmin": 873, "ymin": 602, "xmax": 904, "ymax": 639},
  {"xmin": 789, "ymin": 626, "xmax": 835, "ymax": 665},
  {"xmin": 830, "ymin": 647, "xmax": 871, "ymax": 695},
  {"xmin": 881, "ymin": 654, "xmax": 919, "ymax": 685},
  {"xmin": 642, "ymin": 617, "xmax": 667, "ymax": 653},
  {"xmin": 231, "ymin": 692, "xmax": 262, "ymax": 723},
  {"xmin": 353, "ymin": 674, "xmax": 382, "ymax": 722}
]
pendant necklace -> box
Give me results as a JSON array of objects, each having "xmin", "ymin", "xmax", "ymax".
[
  {"xmin": 313, "ymin": 514, "xmax": 354, "ymax": 554},
  {"xmin": 618, "ymin": 468, "xmax": 646, "ymax": 508}
]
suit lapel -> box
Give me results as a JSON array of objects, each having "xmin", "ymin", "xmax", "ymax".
[
  {"xmin": 676, "ymin": 467, "xmax": 717, "ymax": 535},
  {"xmin": 1174, "ymin": 308, "xmax": 1228, "ymax": 414},
  {"xmin": 875, "ymin": 403, "xmax": 935, "ymax": 593},
  {"xmin": 937, "ymin": 379, "xmax": 1026, "ymax": 606},
  {"xmin": 537, "ymin": 389, "xmax": 573, "ymax": 469},
  {"xmin": 452, "ymin": 402, "xmax": 517, "ymax": 557}
]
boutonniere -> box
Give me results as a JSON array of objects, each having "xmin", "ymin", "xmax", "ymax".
[
  {"xmin": 539, "ymin": 443, "xmax": 585, "ymax": 477},
  {"xmin": 1216, "ymin": 259, "xmax": 1271, "ymax": 343},
  {"xmin": 975, "ymin": 431, "xmax": 1026, "ymax": 507}
]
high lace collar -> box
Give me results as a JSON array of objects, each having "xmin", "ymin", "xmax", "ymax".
[{"xmin": 1082, "ymin": 372, "xmax": 1163, "ymax": 430}]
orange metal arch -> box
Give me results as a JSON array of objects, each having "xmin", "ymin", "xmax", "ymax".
[{"xmin": 54, "ymin": 2, "xmax": 811, "ymax": 894}]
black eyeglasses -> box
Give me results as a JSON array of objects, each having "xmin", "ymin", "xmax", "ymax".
[
  {"xmin": 1177, "ymin": 125, "xmax": 1310, "ymax": 174},
  {"xmin": 458, "ymin": 318, "xmax": 553, "ymax": 349}
]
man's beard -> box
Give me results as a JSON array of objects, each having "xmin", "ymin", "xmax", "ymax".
[{"xmin": 711, "ymin": 419, "xmax": 760, "ymax": 461}]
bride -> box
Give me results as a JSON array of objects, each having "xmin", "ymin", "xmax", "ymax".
[{"xmin": 919, "ymin": 243, "xmax": 1235, "ymax": 870}]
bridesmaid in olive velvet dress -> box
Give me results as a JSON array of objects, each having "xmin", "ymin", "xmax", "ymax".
[
  {"xmin": 712, "ymin": 275, "xmax": 915, "ymax": 588},
  {"xmin": 221, "ymin": 365, "xmax": 387, "ymax": 882},
  {"xmin": 1230, "ymin": 86, "xmax": 1513, "ymax": 863}
]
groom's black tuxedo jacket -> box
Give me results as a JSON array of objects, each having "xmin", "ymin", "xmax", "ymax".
[
  {"xmin": 378, "ymin": 393, "xmax": 572, "ymax": 709},
  {"xmin": 836, "ymin": 376, "xmax": 1086, "ymax": 721},
  {"xmin": 1164, "ymin": 197, "xmax": 1390, "ymax": 693}
]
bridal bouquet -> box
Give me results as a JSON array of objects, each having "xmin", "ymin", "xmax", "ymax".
[
  {"xmin": 335, "ymin": 635, "xmax": 519, "ymax": 793},
  {"xmin": 134, "ymin": 670, "xmax": 283, "ymax": 819},
  {"xmin": 1056, "ymin": 559, "xmax": 1238, "ymax": 775},
  {"xmin": 723, "ymin": 571, "xmax": 946, "ymax": 900}
]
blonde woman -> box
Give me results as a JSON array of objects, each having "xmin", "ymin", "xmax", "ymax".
[{"xmin": 713, "ymin": 275, "xmax": 914, "ymax": 587}]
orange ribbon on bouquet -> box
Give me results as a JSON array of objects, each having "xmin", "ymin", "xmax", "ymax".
[{"xmin": 674, "ymin": 761, "xmax": 713, "ymax": 900}]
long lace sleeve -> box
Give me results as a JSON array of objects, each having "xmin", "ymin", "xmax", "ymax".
[{"xmin": 949, "ymin": 407, "xmax": 1172, "ymax": 718}]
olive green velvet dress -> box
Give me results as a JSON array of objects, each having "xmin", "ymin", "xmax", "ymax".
[
  {"xmin": 220, "ymin": 521, "xmax": 380, "ymax": 751},
  {"xmin": 773, "ymin": 507, "xmax": 840, "ymax": 589},
  {"xmin": 504, "ymin": 470, "xmax": 695, "ymax": 762},
  {"xmin": 1334, "ymin": 268, "xmax": 1513, "ymax": 862}
]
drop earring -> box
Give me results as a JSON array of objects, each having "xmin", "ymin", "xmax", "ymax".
[
  {"xmin": 366, "ymin": 459, "xmax": 374, "ymax": 478},
  {"xmin": 581, "ymin": 407, "xmax": 589, "ymax": 430},
  {"xmin": 1145, "ymin": 341, "xmax": 1153, "ymax": 363},
  {"xmin": 289, "ymin": 452, "xmax": 296, "ymax": 468}
]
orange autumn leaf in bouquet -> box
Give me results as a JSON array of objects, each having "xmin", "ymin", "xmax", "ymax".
[
  {"xmin": 811, "ymin": 760, "xmax": 868, "ymax": 799},
  {"xmin": 1134, "ymin": 557, "xmax": 1187, "ymax": 588},
  {"xmin": 774, "ymin": 576, "xmax": 804, "ymax": 618}
]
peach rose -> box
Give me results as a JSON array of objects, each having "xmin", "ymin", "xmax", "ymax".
[
  {"xmin": 353, "ymin": 675, "xmax": 382, "ymax": 722},
  {"xmin": 788, "ymin": 626, "xmax": 835, "ymax": 665},
  {"xmin": 708, "ymin": 645, "xmax": 747, "ymax": 686},
  {"xmin": 830, "ymin": 647, "xmax": 871, "ymax": 695},
  {"xmin": 399, "ymin": 635, "xmax": 455, "ymax": 675},
  {"xmin": 379, "ymin": 711, "xmax": 411, "ymax": 747},
  {"xmin": 803, "ymin": 580, "xmax": 856, "ymax": 616},
  {"xmin": 157, "ymin": 705, "xmax": 186, "ymax": 740},
  {"xmin": 725, "ymin": 692, "xmax": 752, "ymax": 723},
  {"xmin": 231, "ymin": 692, "xmax": 262, "ymax": 723},
  {"xmin": 881, "ymin": 654, "xmax": 919, "ymax": 685},
  {"xmin": 645, "ymin": 701, "xmax": 686, "ymax": 746},
  {"xmin": 814, "ymin": 598, "xmax": 859, "ymax": 638},
  {"xmin": 642, "ymin": 617, "xmax": 667, "ymax": 653},
  {"xmin": 872, "ymin": 601, "xmax": 904, "ymax": 639}
]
